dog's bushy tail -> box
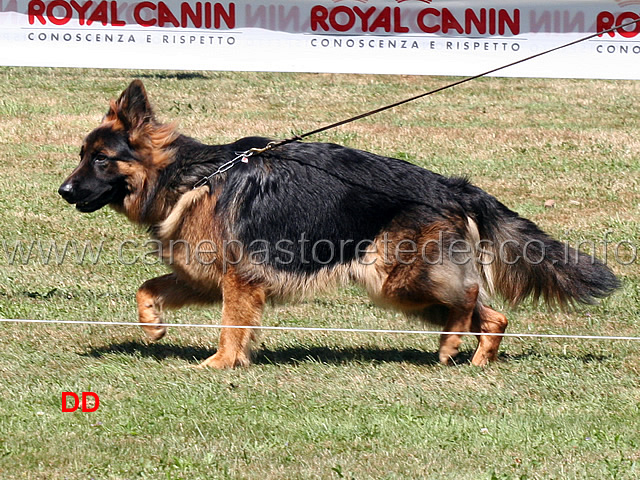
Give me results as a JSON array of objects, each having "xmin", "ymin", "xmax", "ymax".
[{"xmin": 459, "ymin": 182, "xmax": 620, "ymax": 307}]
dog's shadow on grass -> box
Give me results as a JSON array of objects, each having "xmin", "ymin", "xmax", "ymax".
[
  {"xmin": 137, "ymin": 72, "xmax": 209, "ymax": 80},
  {"xmin": 82, "ymin": 341, "xmax": 610, "ymax": 367},
  {"xmin": 83, "ymin": 341, "xmax": 213, "ymax": 364},
  {"xmin": 83, "ymin": 340, "xmax": 446, "ymax": 366},
  {"xmin": 256, "ymin": 345, "xmax": 444, "ymax": 366}
]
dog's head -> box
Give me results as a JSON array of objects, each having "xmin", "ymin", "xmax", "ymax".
[{"xmin": 59, "ymin": 80, "xmax": 177, "ymax": 220}]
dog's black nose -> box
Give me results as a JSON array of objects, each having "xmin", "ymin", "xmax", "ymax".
[{"xmin": 58, "ymin": 182, "xmax": 75, "ymax": 203}]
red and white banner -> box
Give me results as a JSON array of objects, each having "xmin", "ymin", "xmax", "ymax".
[{"xmin": 1, "ymin": 1, "xmax": 639, "ymax": 79}]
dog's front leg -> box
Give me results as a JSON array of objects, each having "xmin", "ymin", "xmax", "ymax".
[
  {"xmin": 198, "ymin": 272, "xmax": 266, "ymax": 369},
  {"xmin": 137, "ymin": 273, "xmax": 217, "ymax": 341}
]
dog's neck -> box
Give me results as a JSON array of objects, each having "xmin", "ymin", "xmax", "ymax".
[{"xmin": 112, "ymin": 134, "xmax": 230, "ymax": 226}]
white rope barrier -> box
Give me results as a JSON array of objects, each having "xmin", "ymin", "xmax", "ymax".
[{"xmin": 1, "ymin": 318, "xmax": 639, "ymax": 341}]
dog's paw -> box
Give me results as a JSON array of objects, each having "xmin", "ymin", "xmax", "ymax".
[
  {"xmin": 196, "ymin": 351, "xmax": 250, "ymax": 369},
  {"xmin": 471, "ymin": 349, "xmax": 497, "ymax": 367},
  {"xmin": 140, "ymin": 324, "xmax": 167, "ymax": 341},
  {"xmin": 438, "ymin": 344, "xmax": 460, "ymax": 366}
]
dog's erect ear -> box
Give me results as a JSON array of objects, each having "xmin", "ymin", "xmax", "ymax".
[{"xmin": 106, "ymin": 80, "xmax": 155, "ymax": 130}]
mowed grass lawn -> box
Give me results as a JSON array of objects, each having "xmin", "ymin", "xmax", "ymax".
[{"xmin": 0, "ymin": 67, "xmax": 639, "ymax": 479}]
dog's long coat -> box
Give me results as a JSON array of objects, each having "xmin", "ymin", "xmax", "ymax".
[{"xmin": 59, "ymin": 80, "xmax": 619, "ymax": 368}]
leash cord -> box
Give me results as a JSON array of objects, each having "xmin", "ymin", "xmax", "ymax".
[
  {"xmin": 192, "ymin": 17, "xmax": 640, "ymax": 189},
  {"xmin": 270, "ymin": 18, "xmax": 640, "ymax": 149}
]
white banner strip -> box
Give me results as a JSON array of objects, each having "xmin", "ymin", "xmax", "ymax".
[{"xmin": 1, "ymin": 1, "xmax": 640, "ymax": 79}]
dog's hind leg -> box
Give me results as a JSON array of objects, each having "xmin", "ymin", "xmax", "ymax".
[
  {"xmin": 197, "ymin": 272, "xmax": 266, "ymax": 369},
  {"xmin": 470, "ymin": 305, "xmax": 508, "ymax": 367},
  {"xmin": 136, "ymin": 273, "xmax": 217, "ymax": 341},
  {"xmin": 378, "ymin": 260, "xmax": 481, "ymax": 365},
  {"xmin": 438, "ymin": 284, "xmax": 479, "ymax": 365}
]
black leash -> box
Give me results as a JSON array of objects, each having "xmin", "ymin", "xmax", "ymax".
[{"xmin": 194, "ymin": 18, "xmax": 640, "ymax": 189}]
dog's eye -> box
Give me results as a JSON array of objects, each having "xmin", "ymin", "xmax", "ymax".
[{"xmin": 93, "ymin": 154, "xmax": 109, "ymax": 167}]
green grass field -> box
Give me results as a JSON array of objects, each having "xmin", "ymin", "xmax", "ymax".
[{"xmin": 0, "ymin": 67, "xmax": 639, "ymax": 479}]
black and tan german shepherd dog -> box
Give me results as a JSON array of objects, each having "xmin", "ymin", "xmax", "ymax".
[{"xmin": 59, "ymin": 80, "xmax": 619, "ymax": 369}]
